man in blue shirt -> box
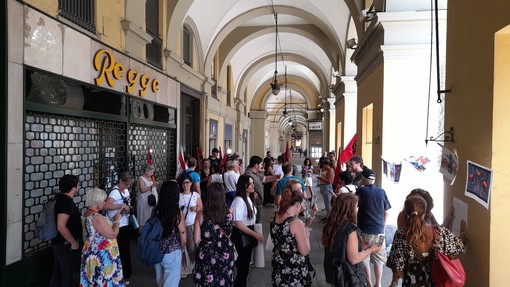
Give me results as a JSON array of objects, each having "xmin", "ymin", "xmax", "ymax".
[
  {"xmin": 356, "ymin": 168, "xmax": 391, "ymax": 287},
  {"xmin": 185, "ymin": 157, "xmax": 202, "ymax": 195},
  {"xmin": 275, "ymin": 162, "xmax": 304, "ymax": 205}
]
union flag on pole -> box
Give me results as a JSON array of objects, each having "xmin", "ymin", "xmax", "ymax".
[{"xmin": 340, "ymin": 134, "xmax": 357, "ymax": 164}]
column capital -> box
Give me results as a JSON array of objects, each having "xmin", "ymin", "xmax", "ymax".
[{"xmin": 249, "ymin": 110, "xmax": 268, "ymax": 119}]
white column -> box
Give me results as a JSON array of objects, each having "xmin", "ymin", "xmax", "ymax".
[
  {"xmin": 327, "ymin": 97, "xmax": 336, "ymax": 152},
  {"xmin": 249, "ymin": 111, "xmax": 268, "ymax": 157},
  {"xmin": 343, "ymin": 76, "xmax": 357, "ymax": 147}
]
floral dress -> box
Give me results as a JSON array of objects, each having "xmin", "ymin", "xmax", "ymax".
[
  {"xmin": 270, "ymin": 213, "xmax": 310, "ymax": 287},
  {"xmin": 194, "ymin": 210, "xmax": 235, "ymax": 287},
  {"xmin": 80, "ymin": 213, "xmax": 124, "ymax": 287},
  {"xmin": 387, "ymin": 224, "xmax": 465, "ymax": 287}
]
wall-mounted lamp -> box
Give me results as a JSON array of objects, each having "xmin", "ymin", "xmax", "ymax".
[
  {"xmin": 346, "ymin": 38, "xmax": 357, "ymax": 49},
  {"xmin": 360, "ymin": 0, "xmax": 379, "ymax": 23},
  {"xmin": 361, "ymin": 10, "xmax": 377, "ymax": 22}
]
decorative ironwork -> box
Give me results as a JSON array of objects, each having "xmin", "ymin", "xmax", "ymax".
[
  {"xmin": 58, "ymin": 0, "xmax": 96, "ymax": 34},
  {"xmin": 425, "ymin": 127, "xmax": 454, "ymax": 145}
]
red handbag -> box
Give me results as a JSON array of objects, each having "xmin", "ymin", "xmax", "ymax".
[{"xmin": 431, "ymin": 250, "xmax": 466, "ymax": 287}]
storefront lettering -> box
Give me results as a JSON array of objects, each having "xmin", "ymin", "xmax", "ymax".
[{"xmin": 93, "ymin": 49, "xmax": 160, "ymax": 97}]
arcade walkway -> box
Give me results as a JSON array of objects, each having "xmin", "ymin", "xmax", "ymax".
[{"xmin": 128, "ymin": 154, "xmax": 395, "ymax": 286}]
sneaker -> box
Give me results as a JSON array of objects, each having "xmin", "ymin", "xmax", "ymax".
[{"xmin": 125, "ymin": 280, "xmax": 130, "ymax": 285}]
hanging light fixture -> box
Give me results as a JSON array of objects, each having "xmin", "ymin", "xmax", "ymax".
[
  {"xmin": 283, "ymin": 65, "xmax": 288, "ymax": 115},
  {"xmin": 270, "ymin": 12, "xmax": 280, "ymax": 95}
]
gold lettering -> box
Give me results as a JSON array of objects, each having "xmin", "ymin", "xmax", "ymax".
[
  {"xmin": 113, "ymin": 63, "xmax": 125, "ymax": 81},
  {"xmin": 152, "ymin": 79, "xmax": 160, "ymax": 93},
  {"xmin": 93, "ymin": 49, "xmax": 116, "ymax": 87},
  {"xmin": 126, "ymin": 69, "xmax": 138, "ymax": 94},
  {"xmin": 139, "ymin": 75, "xmax": 150, "ymax": 97},
  {"xmin": 93, "ymin": 49, "xmax": 160, "ymax": 96}
]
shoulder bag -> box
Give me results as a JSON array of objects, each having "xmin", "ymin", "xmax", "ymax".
[
  {"xmin": 431, "ymin": 230, "xmax": 466, "ymax": 287},
  {"xmin": 241, "ymin": 225, "xmax": 258, "ymax": 249},
  {"xmin": 332, "ymin": 223, "xmax": 366, "ymax": 287}
]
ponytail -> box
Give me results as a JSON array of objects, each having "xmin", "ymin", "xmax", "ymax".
[{"xmin": 404, "ymin": 196, "xmax": 428, "ymax": 251}]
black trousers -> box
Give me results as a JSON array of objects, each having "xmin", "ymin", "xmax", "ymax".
[
  {"xmin": 232, "ymin": 227, "xmax": 254, "ymax": 287},
  {"xmin": 118, "ymin": 225, "xmax": 133, "ymax": 279},
  {"xmin": 49, "ymin": 243, "xmax": 80, "ymax": 287}
]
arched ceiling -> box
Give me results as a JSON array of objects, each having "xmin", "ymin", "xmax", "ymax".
[{"xmin": 167, "ymin": 0, "xmax": 366, "ymax": 133}]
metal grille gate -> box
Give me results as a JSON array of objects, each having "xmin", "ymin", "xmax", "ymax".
[{"xmin": 23, "ymin": 111, "xmax": 176, "ymax": 256}]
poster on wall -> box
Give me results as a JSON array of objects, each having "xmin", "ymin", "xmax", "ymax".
[
  {"xmin": 465, "ymin": 160, "xmax": 492, "ymax": 209},
  {"xmin": 450, "ymin": 197, "xmax": 468, "ymax": 237},
  {"xmin": 382, "ymin": 159, "xmax": 402, "ymax": 183},
  {"xmin": 439, "ymin": 147, "xmax": 459, "ymax": 183}
]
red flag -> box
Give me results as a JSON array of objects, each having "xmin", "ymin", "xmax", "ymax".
[
  {"xmin": 221, "ymin": 148, "xmax": 228, "ymax": 166},
  {"xmin": 285, "ymin": 142, "xmax": 291, "ymax": 163},
  {"xmin": 178, "ymin": 146, "xmax": 186, "ymax": 171},
  {"xmin": 340, "ymin": 134, "xmax": 357, "ymax": 164},
  {"xmin": 196, "ymin": 146, "xmax": 203, "ymax": 163},
  {"xmin": 333, "ymin": 146, "xmax": 343, "ymax": 186}
]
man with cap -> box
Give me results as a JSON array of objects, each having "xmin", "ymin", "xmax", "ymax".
[
  {"xmin": 355, "ymin": 168, "xmax": 391, "ymax": 287},
  {"xmin": 209, "ymin": 147, "xmax": 221, "ymax": 171}
]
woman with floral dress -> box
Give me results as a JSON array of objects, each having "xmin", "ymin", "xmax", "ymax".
[
  {"xmin": 194, "ymin": 183, "xmax": 235, "ymax": 286},
  {"xmin": 270, "ymin": 186, "xmax": 311, "ymax": 286},
  {"xmin": 80, "ymin": 188, "xmax": 124, "ymax": 287},
  {"xmin": 386, "ymin": 195, "xmax": 467, "ymax": 287}
]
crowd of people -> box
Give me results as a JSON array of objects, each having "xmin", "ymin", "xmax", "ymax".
[{"xmin": 48, "ymin": 148, "xmax": 468, "ymax": 287}]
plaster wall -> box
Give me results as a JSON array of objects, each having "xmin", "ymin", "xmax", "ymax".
[
  {"xmin": 492, "ymin": 26, "xmax": 510, "ymax": 287},
  {"xmin": 445, "ymin": 1, "xmax": 510, "ymax": 286},
  {"xmin": 24, "ymin": 0, "xmax": 57, "ymax": 15},
  {"xmin": 356, "ymin": 64, "xmax": 384, "ymax": 174}
]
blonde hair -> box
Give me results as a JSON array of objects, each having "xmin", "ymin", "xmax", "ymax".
[{"xmin": 85, "ymin": 187, "xmax": 107, "ymax": 207}]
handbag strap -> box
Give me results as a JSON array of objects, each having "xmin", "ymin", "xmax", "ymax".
[
  {"xmin": 113, "ymin": 188, "xmax": 130, "ymax": 206},
  {"xmin": 184, "ymin": 193, "xmax": 193, "ymax": 219}
]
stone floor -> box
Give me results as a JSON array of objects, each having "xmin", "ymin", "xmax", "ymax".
[{"xmin": 128, "ymin": 167, "xmax": 397, "ymax": 286}]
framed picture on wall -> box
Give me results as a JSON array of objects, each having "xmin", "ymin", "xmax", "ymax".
[{"xmin": 464, "ymin": 160, "xmax": 492, "ymax": 209}]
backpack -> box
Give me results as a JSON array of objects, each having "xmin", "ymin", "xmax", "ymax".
[
  {"xmin": 137, "ymin": 216, "xmax": 165, "ymax": 266},
  {"xmin": 36, "ymin": 196, "xmax": 58, "ymax": 241}
]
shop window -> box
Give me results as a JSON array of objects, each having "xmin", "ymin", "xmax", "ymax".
[
  {"xmin": 183, "ymin": 26, "xmax": 192, "ymax": 66},
  {"xmin": 146, "ymin": 0, "xmax": 162, "ymax": 68},
  {"xmin": 209, "ymin": 119, "xmax": 218, "ymax": 152},
  {"xmin": 224, "ymin": 124, "xmax": 232, "ymax": 151}
]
